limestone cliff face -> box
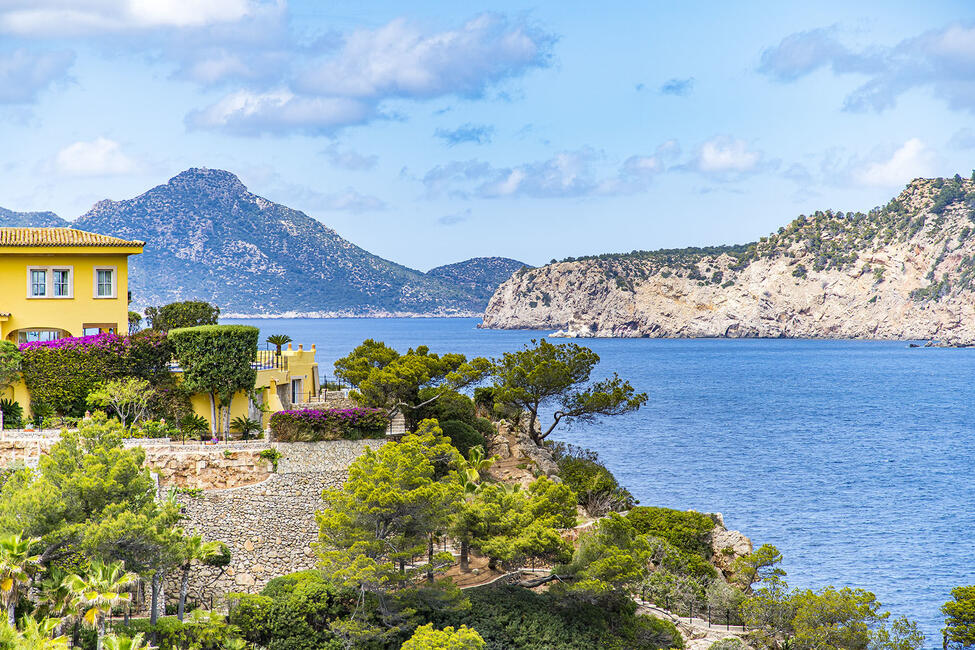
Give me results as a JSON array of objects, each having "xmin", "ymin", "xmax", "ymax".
[{"xmin": 483, "ymin": 177, "xmax": 975, "ymax": 343}]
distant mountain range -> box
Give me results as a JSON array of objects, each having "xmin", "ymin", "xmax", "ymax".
[{"xmin": 0, "ymin": 169, "xmax": 528, "ymax": 316}]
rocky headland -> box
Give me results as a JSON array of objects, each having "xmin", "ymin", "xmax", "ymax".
[{"xmin": 483, "ymin": 175, "xmax": 975, "ymax": 344}]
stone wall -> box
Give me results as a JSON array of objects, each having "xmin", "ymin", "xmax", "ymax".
[
  {"xmin": 145, "ymin": 447, "xmax": 271, "ymax": 490},
  {"xmin": 171, "ymin": 438, "xmax": 384, "ymax": 603}
]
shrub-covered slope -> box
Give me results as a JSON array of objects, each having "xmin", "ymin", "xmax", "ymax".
[{"xmin": 483, "ymin": 175, "xmax": 975, "ymax": 343}]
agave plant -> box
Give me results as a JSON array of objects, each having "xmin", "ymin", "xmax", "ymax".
[
  {"xmin": 68, "ymin": 560, "xmax": 138, "ymax": 650},
  {"xmin": 0, "ymin": 533, "xmax": 40, "ymax": 626}
]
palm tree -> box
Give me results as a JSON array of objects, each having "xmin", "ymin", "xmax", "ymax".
[
  {"xmin": 177, "ymin": 535, "xmax": 223, "ymax": 621},
  {"xmin": 36, "ymin": 568, "xmax": 77, "ymax": 629},
  {"xmin": 102, "ymin": 632, "xmax": 151, "ymax": 650},
  {"xmin": 0, "ymin": 533, "xmax": 40, "ymax": 626},
  {"xmin": 266, "ymin": 334, "xmax": 292, "ymax": 356},
  {"xmin": 68, "ymin": 560, "xmax": 138, "ymax": 650}
]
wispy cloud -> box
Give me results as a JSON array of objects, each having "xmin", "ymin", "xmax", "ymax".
[
  {"xmin": 0, "ymin": 0, "xmax": 268, "ymax": 35},
  {"xmin": 438, "ymin": 209, "xmax": 471, "ymax": 225},
  {"xmin": 55, "ymin": 137, "xmax": 139, "ymax": 176},
  {"xmin": 423, "ymin": 146, "xmax": 670, "ymax": 199},
  {"xmin": 0, "ymin": 49, "xmax": 74, "ymax": 103},
  {"xmin": 435, "ymin": 123, "xmax": 495, "ymax": 146},
  {"xmin": 659, "ymin": 77, "xmax": 694, "ymax": 96},
  {"xmin": 759, "ymin": 23, "xmax": 975, "ymax": 113},
  {"xmin": 188, "ymin": 12, "xmax": 555, "ymax": 136},
  {"xmin": 322, "ymin": 144, "xmax": 378, "ymax": 170},
  {"xmin": 855, "ymin": 138, "xmax": 936, "ymax": 187}
]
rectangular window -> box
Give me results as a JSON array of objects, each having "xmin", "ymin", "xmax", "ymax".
[
  {"xmin": 96, "ymin": 269, "xmax": 114, "ymax": 297},
  {"xmin": 53, "ymin": 269, "xmax": 70, "ymax": 297},
  {"xmin": 18, "ymin": 330, "xmax": 62, "ymax": 344},
  {"xmin": 30, "ymin": 270, "xmax": 46, "ymax": 297}
]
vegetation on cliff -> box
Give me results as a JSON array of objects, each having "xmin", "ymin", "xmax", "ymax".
[{"xmin": 485, "ymin": 174, "xmax": 975, "ymax": 341}]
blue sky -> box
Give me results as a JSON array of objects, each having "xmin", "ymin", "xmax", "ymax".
[{"xmin": 2, "ymin": 1, "xmax": 975, "ymax": 269}]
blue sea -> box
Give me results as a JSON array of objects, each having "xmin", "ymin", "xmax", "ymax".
[{"xmin": 227, "ymin": 316, "xmax": 975, "ymax": 646}]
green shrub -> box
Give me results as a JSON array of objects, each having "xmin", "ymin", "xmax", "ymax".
[
  {"xmin": 472, "ymin": 417, "xmax": 496, "ymax": 440},
  {"xmin": 440, "ymin": 419, "xmax": 485, "ymax": 457},
  {"xmin": 19, "ymin": 331, "xmax": 171, "ymax": 416},
  {"xmin": 416, "ymin": 389, "xmax": 477, "ymax": 425},
  {"xmin": 269, "ymin": 408, "xmax": 389, "ymax": 442},
  {"xmin": 551, "ymin": 443, "xmax": 635, "ymax": 516},
  {"xmin": 427, "ymin": 586, "xmax": 683, "ymax": 649},
  {"xmin": 229, "ymin": 570, "xmax": 350, "ymax": 650},
  {"xmin": 626, "ymin": 507, "xmax": 715, "ymax": 559}
]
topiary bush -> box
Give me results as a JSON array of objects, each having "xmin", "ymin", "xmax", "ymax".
[
  {"xmin": 440, "ymin": 419, "xmax": 485, "ymax": 457},
  {"xmin": 269, "ymin": 408, "xmax": 389, "ymax": 442}
]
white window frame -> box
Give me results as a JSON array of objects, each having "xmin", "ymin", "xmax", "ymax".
[
  {"xmin": 26, "ymin": 266, "xmax": 74, "ymax": 299},
  {"xmin": 93, "ymin": 266, "xmax": 117, "ymax": 299},
  {"xmin": 52, "ymin": 268, "xmax": 73, "ymax": 298}
]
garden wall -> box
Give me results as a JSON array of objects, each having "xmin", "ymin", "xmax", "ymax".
[{"xmin": 171, "ymin": 438, "xmax": 385, "ymax": 603}]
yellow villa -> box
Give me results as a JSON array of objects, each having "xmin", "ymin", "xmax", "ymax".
[
  {"xmin": 0, "ymin": 227, "xmax": 142, "ymax": 343},
  {"xmin": 0, "ymin": 227, "xmax": 322, "ymax": 431}
]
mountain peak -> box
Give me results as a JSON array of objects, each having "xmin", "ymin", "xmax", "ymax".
[{"xmin": 167, "ymin": 167, "xmax": 248, "ymax": 194}]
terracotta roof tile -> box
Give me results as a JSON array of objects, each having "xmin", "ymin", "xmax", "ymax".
[{"xmin": 0, "ymin": 228, "xmax": 144, "ymax": 248}]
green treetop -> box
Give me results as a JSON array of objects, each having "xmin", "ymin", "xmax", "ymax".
[
  {"xmin": 944, "ymin": 586, "xmax": 975, "ymax": 649},
  {"xmin": 401, "ymin": 623, "xmax": 485, "ymax": 650},
  {"xmin": 144, "ymin": 300, "xmax": 220, "ymax": 332},
  {"xmin": 317, "ymin": 420, "xmax": 463, "ymax": 618},
  {"xmin": 334, "ymin": 340, "xmax": 487, "ymax": 426},
  {"xmin": 486, "ymin": 339, "xmax": 647, "ymax": 444}
]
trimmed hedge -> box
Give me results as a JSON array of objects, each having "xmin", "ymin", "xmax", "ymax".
[
  {"xmin": 270, "ymin": 408, "xmax": 389, "ymax": 442},
  {"xmin": 19, "ymin": 331, "xmax": 171, "ymax": 416},
  {"xmin": 168, "ymin": 325, "xmax": 259, "ymax": 403}
]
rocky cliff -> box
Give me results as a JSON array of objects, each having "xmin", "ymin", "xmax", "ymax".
[{"xmin": 483, "ymin": 176, "xmax": 975, "ymax": 343}]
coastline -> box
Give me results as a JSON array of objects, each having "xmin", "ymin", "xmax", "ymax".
[{"xmin": 222, "ymin": 310, "xmax": 484, "ymax": 319}]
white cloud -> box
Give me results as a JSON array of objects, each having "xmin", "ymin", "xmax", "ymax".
[
  {"xmin": 322, "ymin": 144, "xmax": 378, "ymax": 171},
  {"xmin": 423, "ymin": 146, "xmax": 668, "ymax": 199},
  {"xmin": 856, "ymin": 138, "xmax": 936, "ymax": 187},
  {"xmin": 297, "ymin": 13, "xmax": 553, "ymax": 100},
  {"xmin": 0, "ymin": 49, "xmax": 74, "ymax": 103},
  {"xmin": 696, "ymin": 137, "xmax": 762, "ymax": 173},
  {"xmin": 0, "ymin": 0, "xmax": 265, "ymax": 35},
  {"xmin": 185, "ymin": 90, "xmax": 375, "ymax": 135},
  {"xmin": 55, "ymin": 137, "xmax": 138, "ymax": 176},
  {"xmin": 760, "ymin": 23, "xmax": 975, "ymax": 113}
]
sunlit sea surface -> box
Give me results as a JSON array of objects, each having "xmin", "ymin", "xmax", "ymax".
[{"xmin": 226, "ymin": 316, "xmax": 975, "ymax": 646}]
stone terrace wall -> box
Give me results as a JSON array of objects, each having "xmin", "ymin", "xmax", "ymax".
[{"xmin": 171, "ymin": 439, "xmax": 384, "ymax": 603}]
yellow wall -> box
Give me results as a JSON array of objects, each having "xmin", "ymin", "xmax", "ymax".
[
  {"xmin": 183, "ymin": 344, "xmax": 321, "ymax": 431},
  {"xmin": 0, "ymin": 245, "xmax": 140, "ymax": 343}
]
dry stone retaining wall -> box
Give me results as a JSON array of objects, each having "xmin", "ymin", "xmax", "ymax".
[{"xmin": 172, "ymin": 439, "xmax": 384, "ymax": 603}]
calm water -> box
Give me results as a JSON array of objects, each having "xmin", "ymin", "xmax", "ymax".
[{"xmin": 227, "ymin": 316, "xmax": 975, "ymax": 645}]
